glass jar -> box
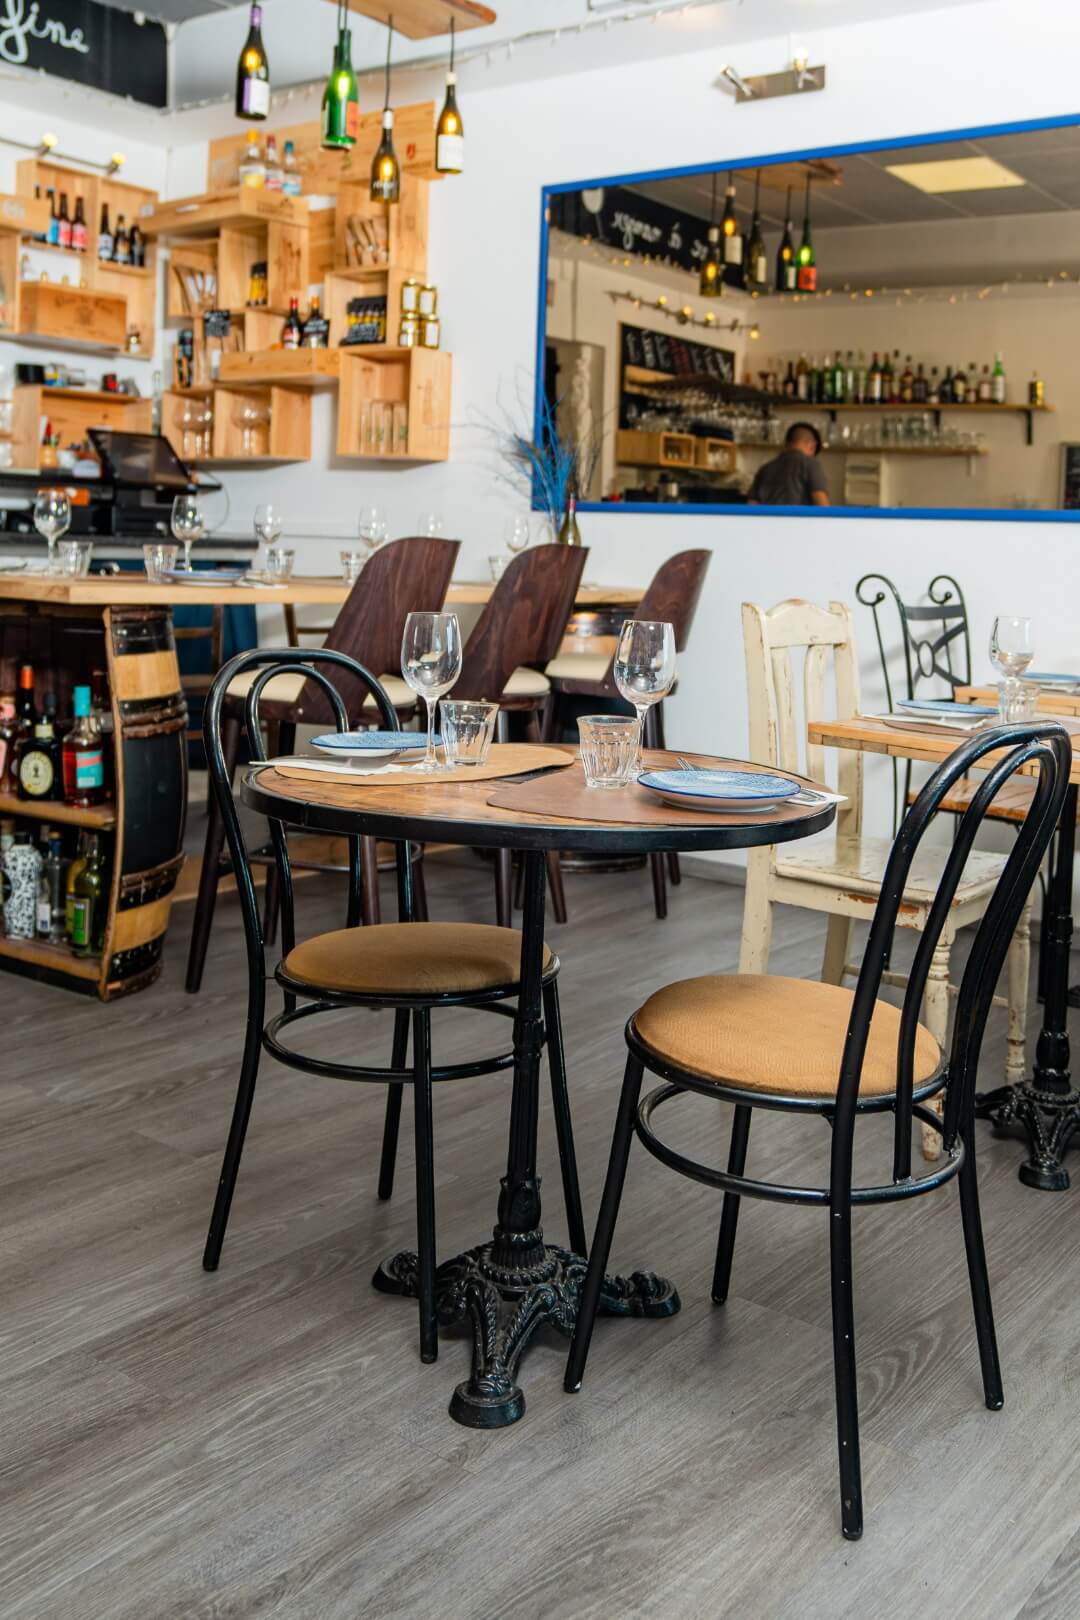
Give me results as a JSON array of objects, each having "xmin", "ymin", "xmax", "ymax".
[
  {"xmin": 400, "ymin": 278, "xmax": 420, "ymax": 315},
  {"xmin": 421, "ymin": 315, "xmax": 441, "ymax": 350},
  {"xmin": 399, "ymin": 313, "xmax": 420, "ymax": 348},
  {"xmin": 418, "ymin": 283, "xmax": 438, "ymax": 318}
]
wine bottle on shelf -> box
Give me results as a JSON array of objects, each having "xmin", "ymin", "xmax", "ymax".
[
  {"xmin": 71, "ymin": 833, "xmax": 108, "ymax": 959},
  {"xmin": 71, "ymin": 197, "xmax": 87, "ymax": 253},
  {"xmin": 113, "ymin": 214, "xmax": 131, "ymax": 266},
  {"xmin": 866, "ymin": 353, "xmax": 881, "ymax": 403},
  {"xmin": 978, "ymin": 364, "xmax": 992, "ymax": 403},
  {"xmin": 795, "ymin": 353, "xmax": 809, "ymax": 401},
  {"xmin": 17, "ymin": 694, "xmax": 62, "ymax": 803},
  {"xmin": 129, "ymin": 223, "xmax": 145, "ymax": 269},
  {"xmin": 746, "ymin": 171, "xmax": 767, "ymax": 291},
  {"xmin": 238, "ymin": 131, "xmax": 265, "ymax": 188},
  {"xmin": 56, "ymin": 193, "xmax": 71, "ymax": 252},
  {"xmin": 927, "ymin": 366, "xmax": 940, "ymax": 405},
  {"xmin": 31, "ymin": 185, "xmax": 46, "ymax": 243},
  {"xmin": 953, "ymin": 365, "xmax": 967, "ymax": 404},
  {"xmin": 46, "ymin": 189, "xmax": 59, "ymax": 247},
  {"xmin": 776, "ymin": 186, "xmax": 797, "ymax": 292},
  {"xmin": 966, "ymin": 361, "xmax": 978, "ymax": 401},
  {"xmin": 235, "ymin": 2, "xmax": 270, "ymax": 121},
  {"xmin": 281, "ymin": 140, "xmax": 302, "ymax": 197},
  {"xmin": 783, "ymin": 360, "xmax": 796, "ymax": 398},
  {"xmin": 1029, "ymin": 370, "xmax": 1045, "ymax": 407},
  {"xmin": 796, "ymin": 177, "xmax": 816, "ymax": 293},
  {"xmin": 299, "ymin": 294, "xmax": 328, "ymax": 349},
  {"xmin": 991, "ymin": 352, "xmax": 1007, "ymax": 404},
  {"xmin": 62, "ymin": 687, "xmax": 105, "ymax": 808},
  {"xmin": 98, "ymin": 203, "xmax": 113, "ymax": 263},
  {"xmin": 281, "ymin": 296, "xmax": 302, "ymax": 349},
  {"xmin": 264, "ymin": 134, "xmax": 283, "ymax": 193},
  {"xmin": 940, "ymin": 365, "xmax": 954, "ymax": 404}
]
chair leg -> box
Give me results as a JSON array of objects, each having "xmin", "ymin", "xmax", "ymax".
[
  {"xmin": 361, "ymin": 836, "xmax": 382, "ymax": 925},
  {"xmin": 1005, "ymin": 896, "xmax": 1033, "ymax": 1087},
  {"xmin": 711, "ymin": 1104, "xmax": 752, "ymax": 1304},
  {"xmin": 564, "ymin": 1054, "xmax": 646, "ymax": 1393},
  {"xmin": 821, "ymin": 916, "xmax": 851, "ymax": 986},
  {"xmin": 203, "ymin": 982, "xmax": 265, "ymax": 1270},
  {"xmin": 377, "ymin": 1008, "xmax": 410, "ymax": 1202},
  {"xmin": 829, "ymin": 1193, "xmax": 863, "ymax": 1541},
  {"xmin": 262, "ymin": 861, "xmax": 281, "ymax": 946},
  {"xmin": 186, "ymin": 713, "xmax": 241, "ymax": 994},
  {"xmin": 957, "ymin": 1120, "xmax": 1004, "ymax": 1410},
  {"xmin": 412, "ymin": 847, "xmax": 429, "ymax": 922},
  {"xmin": 738, "ymin": 849, "xmax": 774, "ymax": 975},
  {"xmin": 543, "ymin": 980, "xmax": 586, "ymax": 1255},
  {"xmin": 921, "ymin": 936, "xmax": 952, "ymax": 1162},
  {"xmin": 412, "ymin": 1008, "xmax": 438, "ymax": 1364}
]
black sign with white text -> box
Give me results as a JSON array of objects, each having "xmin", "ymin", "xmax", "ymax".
[
  {"xmin": 0, "ymin": 0, "xmax": 167, "ymax": 106},
  {"xmin": 551, "ymin": 185, "xmax": 713, "ymax": 277}
]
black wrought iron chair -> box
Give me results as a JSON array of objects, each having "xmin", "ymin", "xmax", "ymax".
[
  {"xmin": 201, "ymin": 647, "xmax": 585, "ymax": 1365},
  {"xmin": 564, "ymin": 719, "xmax": 1068, "ymax": 1540}
]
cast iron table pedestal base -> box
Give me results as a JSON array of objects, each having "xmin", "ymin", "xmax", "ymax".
[
  {"xmin": 975, "ymin": 782, "xmax": 1078, "ymax": 1190},
  {"xmin": 373, "ymin": 1221, "xmax": 679, "ymax": 1427}
]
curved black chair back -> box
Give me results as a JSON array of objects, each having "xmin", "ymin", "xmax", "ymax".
[
  {"xmin": 204, "ymin": 648, "xmax": 408, "ymax": 990},
  {"xmin": 833, "ymin": 721, "xmax": 1068, "ymax": 1192}
]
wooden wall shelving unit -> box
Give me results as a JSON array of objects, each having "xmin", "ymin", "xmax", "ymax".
[
  {"xmin": 11, "ymin": 385, "xmax": 152, "ymax": 470},
  {"xmin": 337, "ymin": 347, "xmax": 451, "ymax": 462},
  {"xmin": 160, "ymin": 383, "xmax": 312, "ymax": 468}
]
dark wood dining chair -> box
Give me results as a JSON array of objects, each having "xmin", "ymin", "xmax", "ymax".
[
  {"xmin": 200, "ymin": 646, "xmax": 585, "ymax": 1365},
  {"xmin": 185, "ymin": 536, "xmax": 460, "ymax": 993},
  {"xmin": 565, "ymin": 718, "xmax": 1068, "ymax": 1541},
  {"xmin": 455, "ymin": 543, "xmax": 589, "ymax": 929},
  {"xmin": 545, "ymin": 548, "xmax": 711, "ymax": 918}
]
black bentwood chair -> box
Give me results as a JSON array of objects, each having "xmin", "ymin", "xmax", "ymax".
[
  {"xmin": 565, "ymin": 720, "xmax": 1069, "ymax": 1540},
  {"xmin": 202, "ymin": 647, "xmax": 584, "ymax": 1364}
]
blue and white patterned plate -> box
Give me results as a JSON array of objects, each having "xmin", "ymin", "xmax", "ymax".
[
  {"xmin": 638, "ymin": 768, "xmax": 800, "ymax": 813},
  {"xmin": 897, "ymin": 698, "xmax": 997, "ymax": 717},
  {"xmin": 1027, "ymin": 671, "xmax": 1080, "ymax": 687},
  {"xmin": 312, "ymin": 730, "xmax": 434, "ymax": 757}
]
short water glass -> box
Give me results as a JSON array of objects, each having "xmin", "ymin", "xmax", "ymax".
[
  {"xmin": 489, "ymin": 553, "xmax": 508, "ymax": 582},
  {"xmin": 265, "ymin": 546, "xmax": 295, "ymax": 581},
  {"xmin": 143, "ymin": 543, "xmax": 178, "ymax": 582},
  {"xmin": 171, "ymin": 494, "xmax": 204, "ymax": 570},
  {"xmin": 440, "ymin": 700, "xmax": 498, "ymax": 767},
  {"xmin": 34, "ymin": 489, "xmax": 70, "ymax": 573},
  {"xmin": 340, "ymin": 549, "xmax": 365, "ymax": 585},
  {"xmin": 614, "ymin": 619, "xmax": 677, "ymax": 766},
  {"xmin": 401, "ymin": 611, "xmax": 462, "ymax": 772},
  {"xmin": 998, "ymin": 680, "xmax": 1040, "ymax": 723},
  {"xmin": 579, "ymin": 714, "xmax": 639, "ymax": 789},
  {"xmin": 55, "ymin": 539, "xmax": 92, "ymax": 576}
]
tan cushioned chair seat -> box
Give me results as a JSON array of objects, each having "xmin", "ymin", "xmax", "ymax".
[
  {"xmin": 284, "ymin": 922, "xmax": 554, "ymax": 997},
  {"xmin": 545, "ymin": 651, "xmax": 611, "ymax": 684},
  {"xmin": 226, "ymin": 667, "xmax": 414, "ymax": 711},
  {"xmin": 504, "ymin": 666, "xmax": 551, "ymax": 699},
  {"xmin": 632, "ymin": 974, "xmax": 940, "ymax": 1099}
]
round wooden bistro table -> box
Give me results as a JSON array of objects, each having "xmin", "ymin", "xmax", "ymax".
[{"xmin": 242, "ymin": 751, "xmax": 837, "ymax": 1427}]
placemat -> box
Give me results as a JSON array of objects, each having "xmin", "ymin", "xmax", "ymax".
[
  {"xmin": 268, "ymin": 742, "xmax": 574, "ymax": 790},
  {"xmin": 485, "ymin": 753, "xmax": 828, "ymax": 828}
]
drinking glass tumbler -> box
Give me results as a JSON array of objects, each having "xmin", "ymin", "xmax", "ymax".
[
  {"xmin": 998, "ymin": 680, "xmax": 1040, "ymax": 723},
  {"xmin": 265, "ymin": 546, "xmax": 295, "ymax": 580},
  {"xmin": 143, "ymin": 543, "xmax": 178, "ymax": 581},
  {"xmin": 440, "ymin": 700, "xmax": 498, "ymax": 767},
  {"xmin": 578, "ymin": 715, "xmax": 639, "ymax": 789},
  {"xmin": 340, "ymin": 550, "xmax": 365, "ymax": 584},
  {"xmin": 401, "ymin": 611, "xmax": 462, "ymax": 772}
]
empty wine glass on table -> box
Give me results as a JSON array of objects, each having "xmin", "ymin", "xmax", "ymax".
[
  {"xmin": 171, "ymin": 494, "xmax": 204, "ymax": 571},
  {"xmin": 503, "ymin": 515, "xmax": 531, "ymax": 556},
  {"xmin": 34, "ymin": 489, "xmax": 70, "ymax": 574},
  {"xmin": 614, "ymin": 619, "xmax": 677, "ymax": 769},
  {"xmin": 401, "ymin": 611, "xmax": 462, "ymax": 772},
  {"xmin": 416, "ymin": 512, "xmax": 444, "ymax": 537},
  {"xmin": 990, "ymin": 615, "xmax": 1034, "ymax": 722},
  {"xmin": 358, "ymin": 506, "xmax": 387, "ymax": 559}
]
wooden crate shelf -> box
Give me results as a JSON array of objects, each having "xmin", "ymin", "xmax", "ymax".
[
  {"xmin": 212, "ymin": 382, "xmax": 311, "ymax": 462},
  {"xmin": 0, "ymin": 932, "xmax": 102, "ymax": 983},
  {"xmin": 15, "ymin": 282, "xmax": 128, "ymax": 352},
  {"xmin": 336, "ymin": 346, "xmax": 451, "ymax": 462},
  {"xmin": 218, "ymin": 347, "xmax": 340, "ymax": 388},
  {"xmin": 335, "ymin": 1, "xmax": 495, "ymax": 39},
  {"xmin": 0, "ymin": 191, "xmax": 50, "ymax": 237},
  {"xmin": 11, "ymin": 384, "xmax": 152, "ymax": 469},
  {"xmin": 207, "ymin": 104, "xmax": 443, "ymax": 194},
  {"xmin": 141, "ymin": 187, "xmax": 306, "ymax": 239},
  {"xmin": 0, "ymin": 788, "xmax": 116, "ymax": 829},
  {"xmin": 616, "ymin": 429, "xmax": 696, "ymax": 470}
]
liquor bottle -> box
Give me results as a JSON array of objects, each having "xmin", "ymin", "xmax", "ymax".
[
  {"xmin": 70, "ymin": 833, "xmax": 107, "ymax": 959},
  {"xmin": 281, "ymin": 296, "xmax": 302, "ymax": 350},
  {"xmin": 852, "ymin": 352, "xmax": 864, "ymax": 404},
  {"xmin": 62, "ymin": 686, "xmax": 105, "ymax": 807},
  {"xmin": 795, "ymin": 353, "xmax": 809, "ymax": 401},
  {"xmin": 776, "ymin": 187, "xmax": 797, "ymax": 292},
  {"xmin": 113, "ymin": 214, "xmax": 131, "ymax": 266},
  {"xmin": 898, "ymin": 356, "xmax": 914, "ymax": 404},
  {"xmin": 746, "ymin": 172, "xmax": 767, "ymax": 291},
  {"xmin": 866, "ymin": 353, "xmax": 881, "ymax": 403},
  {"xmin": 13, "ymin": 663, "xmax": 35, "ymax": 758},
  {"xmin": 953, "ymin": 365, "xmax": 967, "ymax": 404},
  {"xmin": 940, "ymin": 365, "xmax": 954, "ymax": 404},
  {"xmin": 281, "ymin": 140, "xmax": 302, "ymax": 197},
  {"xmin": 238, "ymin": 132, "xmax": 266, "ymax": 188},
  {"xmin": 322, "ymin": 28, "xmax": 360, "ymax": 151},
  {"xmin": 991, "ymin": 353, "xmax": 1006, "ymax": 404},
  {"xmin": 912, "ymin": 363, "xmax": 928, "ymax": 404},
  {"xmin": 264, "ymin": 134, "xmax": 283, "ymax": 193},
  {"xmin": 0, "ymin": 691, "xmax": 16, "ymax": 793},
  {"xmin": 18, "ymin": 694, "xmax": 62, "ymax": 802},
  {"xmin": 98, "ymin": 202, "xmax": 113, "ymax": 263},
  {"xmin": 71, "ymin": 196, "xmax": 87, "ymax": 254},
  {"xmin": 881, "ymin": 351, "xmax": 894, "ymax": 403},
  {"xmin": 3, "ymin": 830, "xmax": 41, "ymax": 941},
  {"xmin": 371, "ymin": 110, "xmax": 401, "ymax": 205},
  {"xmin": 90, "ymin": 668, "xmax": 114, "ymax": 797},
  {"xmin": 783, "ymin": 360, "xmax": 796, "ymax": 398},
  {"xmin": 558, "ymin": 488, "xmax": 582, "ymax": 546},
  {"xmin": 0, "ymin": 816, "xmax": 13, "ymax": 935},
  {"xmin": 978, "ymin": 364, "xmax": 992, "ymax": 403},
  {"xmin": 435, "ymin": 69, "xmax": 464, "ymax": 175},
  {"xmin": 966, "ymin": 361, "xmax": 977, "ymax": 401},
  {"xmin": 235, "ymin": 2, "xmax": 270, "ymax": 121},
  {"xmin": 129, "ymin": 223, "xmax": 145, "ymax": 269},
  {"xmin": 299, "ymin": 295, "xmax": 329, "ymax": 349},
  {"xmin": 57, "ymin": 193, "xmax": 72, "ymax": 251},
  {"xmin": 46, "ymin": 188, "xmax": 59, "ymax": 247},
  {"xmin": 65, "ymin": 829, "xmax": 88, "ymax": 939},
  {"xmin": 796, "ymin": 178, "xmax": 816, "ymax": 293},
  {"xmin": 720, "ymin": 173, "xmax": 743, "ymax": 288},
  {"xmin": 822, "ymin": 355, "xmax": 835, "ymax": 404},
  {"xmin": 37, "ymin": 833, "xmax": 66, "ymax": 943},
  {"xmin": 834, "ymin": 354, "xmax": 847, "ymax": 403},
  {"xmin": 809, "ymin": 356, "xmax": 822, "ymax": 404},
  {"xmin": 1029, "ymin": 370, "xmax": 1045, "ymax": 407},
  {"xmin": 32, "ymin": 184, "xmax": 46, "ymax": 243},
  {"xmin": 927, "ymin": 366, "xmax": 940, "ymax": 405}
]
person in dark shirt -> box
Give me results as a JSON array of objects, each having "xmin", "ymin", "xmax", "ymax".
[{"xmin": 748, "ymin": 422, "xmax": 831, "ymax": 506}]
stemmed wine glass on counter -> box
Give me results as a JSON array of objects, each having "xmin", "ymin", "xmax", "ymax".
[
  {"xmin": 358, "ymin": 506, "xmax": 388, "ymax": 559},
  {"xmin": 989, "ymin": 614, "xmax": 1034, "ymax": 722},
  {"xmin": 171, "ymin": 494, "xmax": 204, "ymax": 571},
  {"xmin": 401, "ymin": 611, "xmax": 462, "ymax": 772},
  {"xmin": 614, "ymin": 619, "xmax": 677, "ymax": 769},
  {"xmin": 34, "ymin": 489, "xmax": 71, "ymax": 574}
]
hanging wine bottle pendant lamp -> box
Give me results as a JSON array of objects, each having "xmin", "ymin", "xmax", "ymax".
[
  {"xmin": 700, "ymin": 174, "xmax": 722, "ymax": 297},
  {"xmin": 321, "ymin": 0, "xmax": 360, "ymax": 152},
  {"xmin": 371, "ymin": 16, "xmax": 401, "ymax": 203}
]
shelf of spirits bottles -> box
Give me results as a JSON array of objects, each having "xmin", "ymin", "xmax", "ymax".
[
  {"xmin": 0, "ymin": 933, "xmax": 101, "ymax": 982},
  {"xmin": 769, "ymin": 399, "xmax": 1053, "ymax": 445},
  {"xmin": 0, "ymin": 789, "xmax": 116, "ymax": 830}
]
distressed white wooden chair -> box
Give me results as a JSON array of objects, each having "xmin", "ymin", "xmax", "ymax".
[{"xmin": 739, "ymin": 599, "xmax": 1032, "ymax": 1158}]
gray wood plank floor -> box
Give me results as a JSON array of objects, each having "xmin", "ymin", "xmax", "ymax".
[{"xmin": 3, "ymin": 849, "xmax": 1079, "ymax": 1620}]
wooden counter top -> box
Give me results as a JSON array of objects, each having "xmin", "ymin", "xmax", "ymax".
[{"xmin": 0, "ymin": 575, "xmax": 642, "ymax": 609}]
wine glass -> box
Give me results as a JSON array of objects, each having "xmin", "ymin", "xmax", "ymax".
[
  {"xmin": 401, "ymin": 611, "xmax": 462, "ymax": 772},
  {"xmin": 614, "ymin": 619, "xmax": 677, "ymax": 767},
  {"xmin": 990, "ymin": 615, "xmax": 1034, "ymax": 721},
  {"xmin": 504, "ymin": 515, "xmax": 531, "ymax": 556},
  {"xmin": 34, "ymin": 489, "xmax": 70, "ymax": 573},
  {"xmin": 416, "ymin": 512, "xmax": 443, "ymax": 537},
  {"xmin": 358, "ymin": 505, "xmax": 387, "ymax": 558},
  {"xmin": 171, "ymin": 494, "xmax": 204, "ymax": 571},
  {"xmin": 234, "ymin": 400, "xmax": 270, "ymax": 456},
  {"xmin": 254, "ymin": 504, "xmax": 283, "ymax": 557}
]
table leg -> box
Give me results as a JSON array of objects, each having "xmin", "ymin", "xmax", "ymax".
[
  {"xmin": 372, "ymin": 849, "xmax": 679, "ymax": 1427},
  {"xmin": 976, "ymin": 783, "xmax": 1079, "ymax": 1190}
]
